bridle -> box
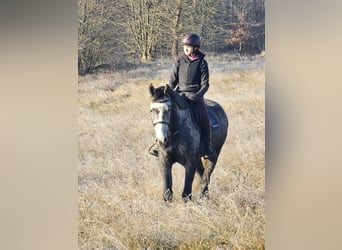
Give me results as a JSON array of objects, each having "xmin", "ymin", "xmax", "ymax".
[
  {"xmin": 148, "ymin": 96, "xmax": 187, "ymax": 155},
  {"xmin": 150, "ymin": 98, "xmax": 182, "ymax": 139},
  {"xmin": 151, "ymin": 98, "xmax": 171, "ymax": 127}
]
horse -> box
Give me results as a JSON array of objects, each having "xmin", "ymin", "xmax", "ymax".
[{"xmin": 148, "ymin": 84, "xmax": 228, "ymax": 202}]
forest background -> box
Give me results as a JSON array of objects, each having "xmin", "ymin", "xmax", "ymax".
[{"xmin": 78, "ymin": 0, "xmax": 265, "ymax": 74}]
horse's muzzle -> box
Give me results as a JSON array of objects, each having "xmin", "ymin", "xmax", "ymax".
[{"xmin": 154, "ymin": 122, "xmax": 169, "ymax": 146}]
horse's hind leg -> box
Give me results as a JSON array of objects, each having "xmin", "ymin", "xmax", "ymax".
[{"xmin": 199, "ymin": 157, "xmax": 217, "ymax": 199}]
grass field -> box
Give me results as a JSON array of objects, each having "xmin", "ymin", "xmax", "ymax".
[{"xmin": 78, "ymin": 54, "xmax": 265, "ymax": 249}]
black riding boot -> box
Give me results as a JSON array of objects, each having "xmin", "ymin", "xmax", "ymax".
[
  {"xmin": 203, "ymin": 132, "xmax": 216, "ymax": 159},
  {"xmin": 202, "ymin": 111, "xmax": 216, "ymax": 159},
  {"xmin": 197, "ymin": 98, "xmax": 216, "ymax": 159}
]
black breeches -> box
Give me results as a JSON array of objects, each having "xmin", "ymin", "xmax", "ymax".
[{"xmin": 193, "ymin": 98, "xmax": 211, "ymax": 141}]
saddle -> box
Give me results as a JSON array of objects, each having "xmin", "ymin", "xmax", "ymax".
[{"xmin": 191, "ymin": 99, "xmax": 220, "ymax": 132}]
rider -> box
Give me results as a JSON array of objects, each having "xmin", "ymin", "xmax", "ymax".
[
  {"xmin": 165, "ymin": 33, "xmax": 216, "ymax": 159},
  {"xmin": 149, "ymin": 33, "xmax": 216, "ymax": 158}
]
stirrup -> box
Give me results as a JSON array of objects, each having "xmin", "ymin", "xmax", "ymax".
[{"xmin": 148, "ymin": 143, "xmax": 159, "ymax": 157}]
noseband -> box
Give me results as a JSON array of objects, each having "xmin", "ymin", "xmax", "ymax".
[{"xmin": 153, "ymin": 121, "xmax": 170, "ymax": 127}]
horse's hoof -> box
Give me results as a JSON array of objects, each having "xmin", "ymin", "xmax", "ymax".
[
  {"xmin": 199, "ymin": 191, "xmax": 210, "ymax": 200},
  {"xmin": 182, "ymin": 194, "xmax": 192, "ymax": 203},
  {"xmin": 163, "ymin": 189, "xmax": 173, "ymax": 202}
]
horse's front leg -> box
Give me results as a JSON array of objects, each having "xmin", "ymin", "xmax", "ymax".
[
  {"xmin": 159, "ymin": 160, "xmax": 173, "ymax": 202},
  {"xmin": 182, "ymin": 161, "xmax": 198, "ymax": 202}
]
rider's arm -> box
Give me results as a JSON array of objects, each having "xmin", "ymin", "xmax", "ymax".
[
  {"xmin": 190, "ymin": 59, "xmax": 209, "ymax": 100},
  {"xmin": 168, "ymin": 59, "xmax": 180, "ymax": 90}
]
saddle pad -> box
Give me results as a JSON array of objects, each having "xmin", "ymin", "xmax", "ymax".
[{"xmin": 208, "ymin": 107, "xmax": 220, "ymax": 131}]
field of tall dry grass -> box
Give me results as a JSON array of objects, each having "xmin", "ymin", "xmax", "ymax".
[{"xmin": 78, "ymin": 54, "xmax": 265, "ymax": 249}]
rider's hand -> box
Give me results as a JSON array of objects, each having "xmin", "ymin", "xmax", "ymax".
[
  {"xmin": 188, "ymin": 93, "xmax": 200, "ymax": 101},
  {"xmin": 181, "ymin": 92, "xmax": 196, "ymax": 101}
]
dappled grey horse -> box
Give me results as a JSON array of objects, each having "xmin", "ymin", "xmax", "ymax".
[{"xmin": 149, "ymin": 84, "xmax": 228, "ymax": 202}]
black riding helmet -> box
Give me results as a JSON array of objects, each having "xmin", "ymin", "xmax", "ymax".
[{"xmin": 182, "ymin": 33, "xmax": 201, "ymax": 47}]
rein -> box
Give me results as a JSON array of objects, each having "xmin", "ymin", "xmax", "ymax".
[
  {"xmin": 150, "ymin": 94, "xmax": 189, "ymax": 145},
  {"xmin": 167, "ymin": 109, "xmax": 189, "ymax": 138},
  {"xmin": 149, "ymin": 91, "xmax": 190, "ymax": 156},
  {"xmin": 151, "ymin": 103, "xmax": 188, "ymax": 137},
  {"xmin": 152, "ymin": 120, "xmax": 180, "ymax": 137}
]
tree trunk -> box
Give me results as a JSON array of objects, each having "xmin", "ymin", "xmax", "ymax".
[{"xmin": 171, "ymin": 0, "xmax": 182, "ymax": 58}]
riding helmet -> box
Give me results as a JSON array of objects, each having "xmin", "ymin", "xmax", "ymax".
[{"xmin": 182, "ymin": 33, "xmax": 201, "ymax": 47}]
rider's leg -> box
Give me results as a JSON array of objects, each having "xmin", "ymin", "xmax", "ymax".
[{"xmin": 197, "ymin": 98, "xmax": 216, "ymax": 158}]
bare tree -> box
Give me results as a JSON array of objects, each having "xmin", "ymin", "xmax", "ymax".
[
  {"xmin": 162, "ymin": 0, "xmax": 182, "ymax": 57},
  {"xmin": 78, "ymin": 0, "xmax": 124, "ymax": 73},
  {"xmin": 78, "ymin": 0, "xmax": 265, "ymax": 74},
  {"xmin": 124, "ymin": 0, "xmax": 166, "ymax": 61}
]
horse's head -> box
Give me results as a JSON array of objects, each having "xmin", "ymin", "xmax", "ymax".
[{"xmin": 149, "ymin": 84, "xmax": 172, "ymax": 145}]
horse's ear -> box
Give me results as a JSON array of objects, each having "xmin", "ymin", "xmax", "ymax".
[{"xmin": 149, "ymin": 83, "xmax": 155, "ymax": 96}]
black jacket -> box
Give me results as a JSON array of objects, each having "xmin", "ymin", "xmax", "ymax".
[{"xmin": 168, "ymin": 52, "xmax": 209, "ymax": 97}]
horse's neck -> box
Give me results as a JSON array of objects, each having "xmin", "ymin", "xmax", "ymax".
[
  {"xmin": 177, "ymin": 108, "xmax": 189, "ymax": 124},
  {"xmin": 171, "ymin": 106, "xmax": 190, "ymax": 130}
]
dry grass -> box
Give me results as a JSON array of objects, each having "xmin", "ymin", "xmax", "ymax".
[{"xmin": 78, "ymin": 55, "xmax": 265, "ymax": 249}]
